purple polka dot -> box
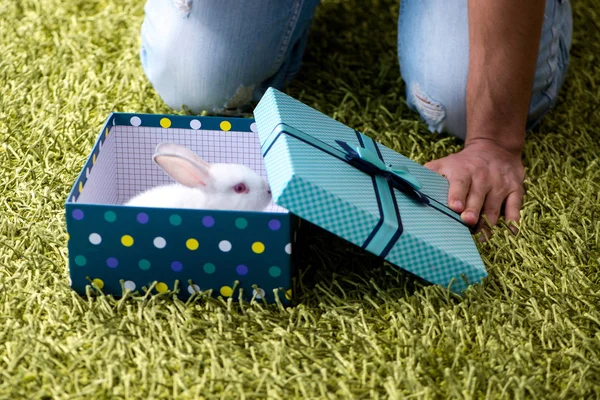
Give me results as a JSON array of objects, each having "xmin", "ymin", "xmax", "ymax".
[
  {"xmin": 202, "ymin": 216, "xmax": 215, "ymax": 227},
  {"xmin": 106, "ymin": 257, "xmax": 119, "ymax": 268},
  {"xmin": 72, "ymin": 209, "xmax": 84, "ymax": 220},
  {"xmin": 268, "ymin": 219, "xmax": 281, "ymax": 231},
  {"xmin": 236, "ymin": 264, "xmax": 248, "ymax": 276},
  {"xmin": 171, "ymin": 261, "xmax": 183, "ymax": 272},
  {"xmin": 137, "ymin": 212, "xmax": 149, "ymax": 224}
]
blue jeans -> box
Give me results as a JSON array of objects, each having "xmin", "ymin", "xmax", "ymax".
[{"xmin": 140, "ymin": 0, "xmax": 572, "ymax": 139}]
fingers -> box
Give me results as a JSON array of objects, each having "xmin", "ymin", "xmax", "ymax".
[
  {"xmin": 425, "ymin": 160, "xmax": 470, "ymax": 214},
  {"xmin": 461, "ymin": 185, "xmax": 488, "ymax": 227},
  {"xmin": 504, "ymin": 190, "xmax": 523, "ymax": 234},
  {"xmin": 479, "ymin": 190, "xmax": 504, "ymax": 228},
  {"xmin": 447, "ymin": 175, "xmax": 471, "ymax": 214}
]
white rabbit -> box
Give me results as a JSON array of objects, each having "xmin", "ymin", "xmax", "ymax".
[{"xmin": 124, "ymin": 143, "xmax": 272, "ymax": 211}]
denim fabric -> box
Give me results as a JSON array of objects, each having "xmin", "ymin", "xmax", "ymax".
[
  {"xmin": 398, "ymin": 0, "xmax": 573, "ymax": 138},
  {"xmin": 140, "ymin": 0, "xmax": 321, "ymax": 114},
  {"xmin": 140, "ymin": 0, "xmax": 572, "ymax": 138}
]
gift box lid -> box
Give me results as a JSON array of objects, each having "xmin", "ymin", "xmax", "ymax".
[{"xmin": 253, "ymin": 88, "xmax": 487, "ymax": 293}]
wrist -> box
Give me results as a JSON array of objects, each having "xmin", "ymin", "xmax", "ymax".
[{"xmin": 464, "ymin": 135, "xmax": 524, "ymax": 158}]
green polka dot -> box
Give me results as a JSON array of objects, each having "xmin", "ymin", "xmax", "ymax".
[
  {"xmin": 203, "ymin": 263, "xmax": 216, "ymax": 274},
  {"xmin": 138, "ymin": 259, "xmax": 151, "ymax": 270},
  {"xmin": 74, "ymin": 255, "xmax": 87, "ymax": 266},
  {"xmin": 104, "ymin": 211, "xmax": 117, "ymax": 222},
  {"xmin": 268, "ymin": 266, "xmax": 281, "ymax": 277},
  {"xmin": 235, "ymin": 217, "xmax": 248, "ymax": 229},
  {"xmin": 169, "ymin": 214, "xmax": 182, "ymax": 226}
]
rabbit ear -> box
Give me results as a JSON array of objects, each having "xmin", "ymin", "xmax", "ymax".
[{"xmin": 152, "ymin": 143, "xmax": 211, "ymax": 187}]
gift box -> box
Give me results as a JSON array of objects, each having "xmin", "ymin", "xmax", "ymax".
[
  {"xmin": 65, "ymin": 89, "xmax": 487, "ymax": 303},
  {"xmin": 65, "ymin": 113, "xmax": 296, "ymax": 303},
  {"xmin": 253, "ymin": 88, "xmax": 487, "ymax": 293}
]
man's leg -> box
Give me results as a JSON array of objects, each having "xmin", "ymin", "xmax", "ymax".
[
  {"xmin": 397, "ymin": 0, "xmax": 573, "ymax": 140},
  {"xmin": 139, "ymin": 0, "xmax": 321, "ymax": 115}
]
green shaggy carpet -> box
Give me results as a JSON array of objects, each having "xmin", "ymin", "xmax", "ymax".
[{"xmin": 1, "ymin": 0, "xmax": 599, "ymax": 398}]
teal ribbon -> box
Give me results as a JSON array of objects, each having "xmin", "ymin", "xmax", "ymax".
[
  {"xmin": 261, "ymin": 123, "xmax": 472, "ymax": 257},
  {"xmin": 356, "ymin": 146, "xmax": 422, "ymax": 190}
]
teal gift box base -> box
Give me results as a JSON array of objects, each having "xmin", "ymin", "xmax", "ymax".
[
  {"xmin": 65, "ymin": 113, "xmax": 296, "ymax": 303},
  {"xmin": 254, "ymin": 88, "xmax": 487, "ymax": 293}
]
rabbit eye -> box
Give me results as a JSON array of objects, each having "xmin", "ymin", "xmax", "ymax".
[{"xmin": 233, "ymin": 183, "xmax": 248, "ymax": 194}]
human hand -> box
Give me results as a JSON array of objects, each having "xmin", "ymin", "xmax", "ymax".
[{"xmin": 424, "ymin": 140, "xmax": 525, "ymax": 237}]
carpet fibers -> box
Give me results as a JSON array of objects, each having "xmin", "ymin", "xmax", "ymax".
[{"xmin": 1, "ymin": 0, "xmax": 599, "ymax": 398}]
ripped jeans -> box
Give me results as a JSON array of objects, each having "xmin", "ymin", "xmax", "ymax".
[{"xmin": 140, "ymin": 0, "xmax": 573, "ymax": 139}]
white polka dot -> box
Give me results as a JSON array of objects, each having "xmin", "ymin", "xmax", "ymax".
[
  {"xmin": 130, "ymin": 116, "xmax": 141, "ymax": 126},
  {"xmin": 68, "ymin": 277, "xmax": 72, "ymax": 286},
  {"xmin": 188, "ymin": 284, "xmax": 200, "ymax": 294},
  {"xmin": 285, "ymin": 243, "xmax": 292, "ymax": 255},
  {"xmin": 250, "ymin": 122, "xmax": 258, "ymax": 133},
  {"xmin": 124, "ymin": 280, "xmax": 136, "ymax": 291},
  {"xmin": 89, "ymin": 233, "xmax": 102, "ymax": 245},
  {"xmin": 253, "ymin": 288, "xmax": 266, "ymax": 299},
  {"xmin": 190, "ymin": 119, "xmax": 201, "ymax": 130},
  {"xmin": 218, "ymin": 240, "xmax": 232, "ymax": 252},
  {"xmin": 153, "ymin": 237, "xmax": 167, "ymax": 249}
]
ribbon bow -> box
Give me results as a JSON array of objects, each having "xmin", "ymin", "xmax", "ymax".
[{"xmin": 335, "ymin": 140, "xmax": 430, "ymax": 205}]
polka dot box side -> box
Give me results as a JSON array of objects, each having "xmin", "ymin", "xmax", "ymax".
[{"xmin": 65, "ymin": 113, "xmax": 294, "ymax": 303}]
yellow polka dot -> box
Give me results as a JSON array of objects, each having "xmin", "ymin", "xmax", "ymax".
[
  {"xmin": 186, "ymin": 238, "xmax": 199, "ymax": 250},
  {"xmin": 92, "ymin": 154, "xmax": 97, "ymax": 165},
  {"xmin": 66, "ymin": 233, "xmax": 70, "ymax": 241},
  {"xmin": 92, "ymin": 279, "xmax": 104, "ymax": 289},
  {"xmin": 156, "ymin": 282, "xmax": 168, "ymax": 293},
  {"xmin": 160, "ymin": 118, "xmax": 172, "ymax": 128},
  {"xmin": 220, "ymin": 286, "xmax": 233, "ymax": 297},
  {"xmin": 220, "ymin": 121, "xmax": 231, "ymax": 131},
  {"xmin": 78, "ymin": 181, "xmax": 83, "ymax": 193},
  {"xmin": 251, "ymin": 242, "xmax": 265, "ymax": 254},
  {"xmin": 285, "ymin": 289, "xmax": 292, "ymax": 300},
  {"xmin": 121, "ymin": 235, "xmax": 134, "ymax": 247},
  {"xmin": 105, "ymin": 127, "xmax": 109, "ymax": 137}
]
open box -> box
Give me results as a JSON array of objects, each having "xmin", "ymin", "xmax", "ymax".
[
  {"xmin": 65, "ymin": 113, "xmax": 297, "ymax": 303},
  {"xmin": 65, "ymin": 88, "xmax": 488, "ymax": 303}
]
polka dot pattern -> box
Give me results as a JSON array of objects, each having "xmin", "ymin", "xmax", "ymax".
[
  {"xmin": 89, "ymin": 233, "xmax": 102, "ymax": 245},
  {"xmin": 190, "ymin": 119, "xmax": 201, "ymax": 130},
  {"xmin": 137, "ymin": 213, "xmax": 149, "ymax": 224},
  {"xmin": 153, "ymin": 237, "xmax": 167, "ymax": 249},
  {"xmin": 186, "ymin": 238, "xmax": 199, "ymax": 250},
  {"xmin": 139, "ymin": 259, "xmax": 151, "ymax": 270},
  {"xmin": 121, "ymin": 235, "xmax": 134, "ymax": 247},
  {"xmin": 104, "ymin": 211, "xmax": 117, "ymax": 222},
  {"xmin": 67, "ymin": 148, "xmax": 293, "ymax": 304},
  {"xmin": 219, "ymin": 240, "xmax": 232, "ymax": 252},
  {"xmin": 220, "ymin": 121, "xmax": 231, "ymax": 131},
  {"xmin": 252, "ymin": 242, "xmax": 265, "ymax": 254},
  {"xmin": 235, "ymin": 218, "xmax": 248, "ymax": 229},
  {"xmin": 160, "ymin": 118, "xmax": 171, "ymax": 128},
  {"xmin": 171, "ymin": 261, "xmax": 183, "ymax": 272},
  {"xmin": 156, "ymin": 282, "xmax": 168, "ymax": 293},
  {"xmin": 203, "ymin": 263, "xmax": 216, "ymax": 274}
]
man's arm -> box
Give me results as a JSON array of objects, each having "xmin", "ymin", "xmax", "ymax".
[{"xmin": 425, "ymin": 0, "xmax": 546, "ymax": 234}]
